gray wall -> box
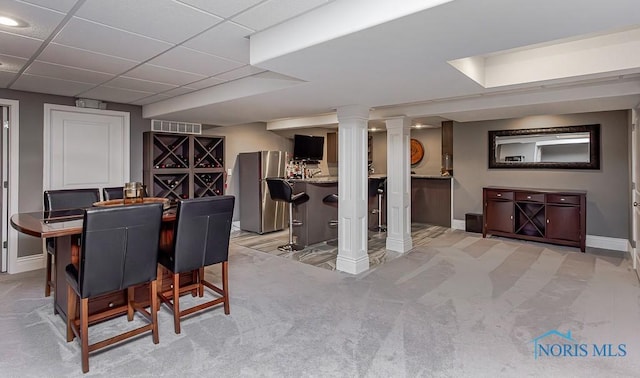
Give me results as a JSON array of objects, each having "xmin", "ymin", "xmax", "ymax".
[
  {"xmin": 0, "ymin": 88, "xmax": 148, "ymax": 257},
  {"xmin": 370, "ymin": 127, "xmax": 442, "ymax": 175},
  {"xmin": 453, "ymin": 110, "xmax": 630, "ymax": 239},
  {"xmin": 202, "ymin": 122, "xmax": 292, "ymax": 221}
]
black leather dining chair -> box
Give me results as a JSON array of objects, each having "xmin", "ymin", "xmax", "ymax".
[
  {"xmin": 103, "ymin": 186, "xmax": 149, "ymax": 201},
  {"xmin": 102, "ymin": 186, "xmax": 124, "ymax": 201},
  {"xmin": 265, "ymin": 178, "xmax": 309, "ymax": 251},
  {"xmin": 157, "ymin": 195, "xmax": 235, "ymax": 334},
  {"xmin": 65, "ymin": 203, "xmax": 163, "ymax": 374},
  {"xmin": 43, "ymin": 188, "xmax": 100, "ymax": 297}
]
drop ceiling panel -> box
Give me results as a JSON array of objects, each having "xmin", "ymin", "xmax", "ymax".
[
  {"xmin": 19, "ymin": 0, "xmax": 78, "ymax": 13},
  {"xmin": 160, "ymin": 86, "xmax": 197, "ymax": 96},
  {"xmin": 124, "ymin": 64, "xmax": 207, "ymax": 86},
  {"xmin": 37, "ymin": 43, "xmax": 140, "ymax": 74},
  {"xmin": 232, "ymin": 0, "xmax": 331, "ymax": 31},
  {"xmin": 149, "ymin": 47, "xmax": 244, "ymax": 76},
  {"xmin": 0, "ymin": 0, "xmax": 66, "ymax": 39},
  {"xmin": 53, "ymin": 17, "xmax": 173, "ymax": 61},
  {"xmin": 214, "ymin": 65, "xmax": 266, "ymax": 81},
  {"xmin": 74, "ymin": 0, "xmax": 223, "ymax": 44},
  {"xmin": 132, "ymin": 93, "xmax": 173, "ymax": 106},
  {"xmin": 177, "ymin": 0, "xmax": 264, "ymax": 19},
  {"xmin": 0, "ymin": 54, "xmax": 28, "ymax": 73},
  {"xmin": 26, "ymin": 61, "xmax": 114, "ymax": 84},
  {"xmin": 0, "ymin": 31, "xmax": 44, "ymax": 58},
  {"xmin": 183, "ymin": 21, "xmax": 252, "ymax": 63},
  {"xmin": 79, "ymin": 85, "xmax": 153, "ymax": 103},
  {"xmin": 12, "ymin": 74, "xmax": 94, "ymax": 97},
  {"xmin": 184, "ymin": 76, "xmax": 226, "ymax": 90},
  {"xmin": 106, "ymin": 76, "xmax": 178, "ymax": 93},
  {"xmin": 0, "ymin": 71, "xmax": 16, "ymax": 87}
]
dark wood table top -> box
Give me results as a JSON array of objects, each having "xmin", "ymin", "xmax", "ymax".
[{"xmin": 11, "ymin": 208, "xmax": 177, "ymax": 238}]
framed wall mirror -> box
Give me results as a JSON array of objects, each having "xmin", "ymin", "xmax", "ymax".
[{"xmin": 488, "ymin": 124, "xmax": 600, "ymax": 169}]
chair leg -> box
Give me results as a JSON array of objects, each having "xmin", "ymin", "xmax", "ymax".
[
  {"xmin": 172, "ymin": 273, "xmax": 181, "ymax": 334},
  {"xmin": 66, "ymin": 285, "xmax": 76, "ymax": 342},
  {"xmin": 222, "ymin": 261, "xmax": 230, "ymax": 315},
  {"xmin": 127, "ymin": 287, "xmax": 135, "ymax": 321},
  {"xmin": 199, "ymin": 267, "xmax": 205, "ymax": 298},
  {"xmin": 150, "ymin": 280, "xmax": 159, "ymax": 344},
  {"xmin": 80, "ymin": 298, "xmax": 89, "ymax": 374},
  {"xmin": 156, "ymin": 264, "xmax": 163, "ymax": 312},
  {"xmin": 45, "ymin": 253, "xmax": 52, "ymax": 297},
  {"xmin": 191, "ymin": 270, "xmax": 198, "ymax": 297}
]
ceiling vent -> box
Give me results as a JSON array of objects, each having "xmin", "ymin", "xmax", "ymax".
[{"xmin": 151, "ymin": 119, "xmax": 201, "ymax": 135}]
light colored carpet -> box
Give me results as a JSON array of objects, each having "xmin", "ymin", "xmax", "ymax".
[{"xmin": 1, "ymin": 229, "xmax": 639, "ymax": 377}]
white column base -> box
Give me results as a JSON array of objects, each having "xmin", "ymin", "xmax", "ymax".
[
  {"xmin": 386, "ymin": 235, "xmax": 413, "ymax": 253},
  {"xmin": 336, "ymin": 255, "xmax": 370, "ymax": 274}
]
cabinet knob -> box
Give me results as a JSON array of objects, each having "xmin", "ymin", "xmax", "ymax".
[
  {"xmin": 527, "ymin": 195, "xmax": 531, "ymax": 199},
  {"xmin": 634, "ymin": 202, "xmax": 639, "ymax": 207},
  {"xmin": 510, "ymin": 215, "xmax": 513, "ymax": 219},
  {"xmin": 497, "ymin": 193, "xmax": 502, "ymax": 197},
  {"xmin": 560, "ymin": 198, "xmax": 566, "ymax": 201},
  {"xmin": 547, "ymin": 219, "xmax": 550, "ymax": 224}
]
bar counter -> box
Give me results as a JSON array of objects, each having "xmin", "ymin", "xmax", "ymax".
[{"xmin": 289, "ymin": 177, "xmax": 338, "ymax": 247}]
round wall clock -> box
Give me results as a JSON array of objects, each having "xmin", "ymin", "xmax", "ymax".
[{"xmin": 410, "ymin": 138, "xmax": 424, "ymax": 165}]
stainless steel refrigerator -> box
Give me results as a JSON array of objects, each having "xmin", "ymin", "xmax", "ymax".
[{"xmin": 238, "ymin": 151, "xmax": 288, "ymax": 234}]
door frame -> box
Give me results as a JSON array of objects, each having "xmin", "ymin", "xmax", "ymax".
[
  {"xmin": 1, "ymin": 98, "xmax": 21, "ymax": 274},
  {"xmin": 43, "ymin": 104, "xmax": 130, "ymax": 191},
  {"xmin": 632, "ymin": 107, "xmax": 639, "ymax": 275}
]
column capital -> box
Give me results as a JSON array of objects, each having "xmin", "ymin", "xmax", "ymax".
[
  {"xmin": 337, "ymin": 105, "xmax": 370, "ymax": 122},
  {"xmin": 385, "ymin": 117, "xmax": 411, "ymax": 130}
]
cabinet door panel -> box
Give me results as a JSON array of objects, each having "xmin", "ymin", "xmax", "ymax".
[
  {"xmin": 546, "ymin": 205, "xmax": 580, "ymax": 241},
  {"xmin": 486, "ymin": 200, "xmax": 513, "ymax": 233}
]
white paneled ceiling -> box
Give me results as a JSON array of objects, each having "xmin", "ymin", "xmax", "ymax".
[{"xmin": 0, "ymin": 0, "xmax": 639, "ymax": 127}]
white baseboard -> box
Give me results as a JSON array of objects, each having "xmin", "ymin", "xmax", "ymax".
[
  {"xmin": 586, "ymin": 235, "xmax": 628, "ymax": 252},
  {"xmin": 452, "ymin": 218, "xmax": 628, "ymax": 252},
  {"xmin": 232, "ymin": 220, "xmax": 240, "ymax": 230},
  {"xmin": 452, "ymin": 219, "xmax": 465, "ymax": 230},
  {"xmin": 10, "ymin": 254, "xmax": 43, "ymax": 274}
]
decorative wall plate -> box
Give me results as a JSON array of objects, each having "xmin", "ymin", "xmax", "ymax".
[{"xmin": 410, "ymin": 138, "xmax": 424, "ymax": 165}]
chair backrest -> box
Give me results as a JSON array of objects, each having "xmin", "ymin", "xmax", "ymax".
[
  {"xmin": 265, "ymin": 178, "xmax": 293, "ymax": 203},
  {"xmin": 44, "ymin": 188, "xmax": 100, "ymax": 211},
  {"xmin": 368, "ymin": 178, "xmax": 382, "ymax": 197},
  {"xmin": 171, "ymin": 196, "xmax": 235, "ymax": 274},
  {"xmin": 78, "ymin": 203, "xmax": 163, "ymax": 298},
  {"xmin": 102, "ymin": 187, "xmax": 124, "ymax": 201},
  {"xmin": 103, "ymin": 186, "xmax": 149, "ymax": 201}
]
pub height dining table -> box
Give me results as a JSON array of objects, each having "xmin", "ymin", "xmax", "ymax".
[{"xmin": 10, "ymin": 199, "xmax": 184, "ymax": 322}]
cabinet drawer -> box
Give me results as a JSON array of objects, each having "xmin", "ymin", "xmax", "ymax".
[
  {"xmin": 485, "ymin": 190, "xmax": 513, "ymax": 200},
  {"xmin": 547, "ymin": 194, "xmax": 581, "ymax": 205},
  {"xmin": 515, "ymin": 192, "xmax": 545, "ymax": 203}
]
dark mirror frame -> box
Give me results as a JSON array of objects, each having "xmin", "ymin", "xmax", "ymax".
[{"xmin": 488, "ymin": 124, "xmax": 600, "ymax": 169}]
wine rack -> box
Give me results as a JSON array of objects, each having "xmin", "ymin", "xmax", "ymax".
[{"xmin": 143, "ymin": 132, "xmax": 225, "ymax": 200}]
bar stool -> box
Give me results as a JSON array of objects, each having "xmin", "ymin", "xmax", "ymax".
[
  {"xmin": 369, "ymin": 178, "xmax": 387, "ymax": 232},
  {"xmin": 266, "ymin": 178, "xmax": 309, "ymax": 251},
  {"xmin": 322, "ymin": 194, "xmax": 338, "ymax": 246}
]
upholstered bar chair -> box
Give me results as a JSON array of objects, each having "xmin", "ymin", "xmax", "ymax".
[
  {"xmin": 43, "ymin": 188, "xmax": 100, "ymax": 297},
  {"xmin": 265, "ymin": 178, "xmax": 309, "ymax": 251},
  {"xmin": 157, "ymin": 195, "xmax": 235, "ymax": 334},
  {"xmin": 65, "ymin": 203, "xmax": 163, "ymax": 374}
]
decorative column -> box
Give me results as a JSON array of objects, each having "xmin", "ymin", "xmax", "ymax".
[
  {"xmin": 385, "ymin": 117, "xmax": 413, "ymax": 252},
  {"xmin": 336, "ymin": 105, "xmax": 370, "ymax": 274}
]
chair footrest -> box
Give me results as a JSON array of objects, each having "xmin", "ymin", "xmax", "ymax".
[{"xmin": 291, "ymin": 220, "xmax": 303, "ymax": 226}]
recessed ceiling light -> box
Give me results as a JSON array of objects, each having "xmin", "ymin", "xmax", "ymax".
[{"xmin": 0, "ymin": 15, "xmax": 28, "ymax": 27}]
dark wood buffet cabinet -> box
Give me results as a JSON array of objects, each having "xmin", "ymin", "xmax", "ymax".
[{"xmin": 482, "ymin": 187, "xmax": 586, "ymax": 252}]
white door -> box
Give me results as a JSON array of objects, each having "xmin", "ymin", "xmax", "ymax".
[
  {"xmin": 633, "ymin": 108, "xmax": 640, "ymax": 276},
  {"xmin": 44, "ymin": 104, "xmax": 130, "ymax": 192}
]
